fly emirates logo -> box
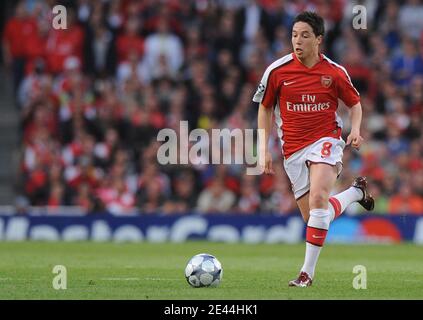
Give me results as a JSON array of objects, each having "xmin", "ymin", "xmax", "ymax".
[{"xmin": 286, "ymin": 94, "xmax": 330, "ymax": 112}]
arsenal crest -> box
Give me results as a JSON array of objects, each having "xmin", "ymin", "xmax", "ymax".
[{"xmin": 321, "ymin": 75, "xmax": 332, "ymax": 88}]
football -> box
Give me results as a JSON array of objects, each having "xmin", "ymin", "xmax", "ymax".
[{"xmin": 185, "ymin": 253, "xmax": 223, "ymax": 288}]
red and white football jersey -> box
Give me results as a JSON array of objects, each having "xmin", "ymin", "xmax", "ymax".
[{"xmin": 253, "ymin": 53, "xmax": 360, "ymax": 159}]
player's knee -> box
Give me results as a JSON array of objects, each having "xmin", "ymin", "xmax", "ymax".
[{"xmin": 309, "ymin": 192, "xmax": 329, "ymax": 209}]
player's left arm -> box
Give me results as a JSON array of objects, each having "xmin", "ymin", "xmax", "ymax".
[
  {"xmin": 336, "ymin": 68, "xmax": 363, "ymax": 150},
  {"xmin": 346, "ymin": 102, "xmax": 363, "ymax": 150}
]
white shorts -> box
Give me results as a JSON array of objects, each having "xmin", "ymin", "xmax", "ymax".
[{"xmin": 283, "ymin": 137, "xmax": 345, "ymax": 200}]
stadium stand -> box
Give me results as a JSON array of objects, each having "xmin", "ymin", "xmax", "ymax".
[{"xmin": 1, "ymin": 0, "xmax": 422, "ymax": 216}]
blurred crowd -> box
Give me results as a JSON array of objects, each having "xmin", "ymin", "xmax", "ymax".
[{"xmin": 2, "ymin": 0, "xmax": 423, "ymax": 215}]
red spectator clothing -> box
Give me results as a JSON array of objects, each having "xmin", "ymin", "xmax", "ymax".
[
  {"xmin": 47, "ymin": 197, "xmax": 62, "ymax": 207},
  {"xmin": 253, "ymin": 53, "xmax": 360, "ymax": 159},
  {"xmin": 150, "ymin": 111, "xmax": 166, "ymax": 129},
  {"xmin": 54, "ymin": 75, "xmax": 90, "ymax": 99},
  {"xmin": 344, "ymin": 63, "xmax": 372, "ymax": 80},
  {"xmin": 109, "ymin": 103, "xmax": 126, "ymax": 120},
  {"xmin": 141, "ymin": 0, "xmax": 184, "ymax": 35},
  {"xmin": 75, "ymin": 196, "xmax": 93, "ymax": 211},
  {"xmin": 420, "ymin": 29, "xmax": 423, "ymax": 52},
  {"xmin": 388, "ymin": 195, "xmax": 423, "ymax": 214},
  {"xmin": 259, "ymin": 174, "xmax": 275, "ymax": 195},
  {"xmin": 259, "ymin": 0, "xmax": 278, "ymax": 11},
  {"xmin": 24, "ymin": 32, "xmax": 48, "ymax": 74},
  {"xmin": 328, "ymin": 0, "xmax": 345, "ymax": 23},
  {"xmin": 55, "ymin": 76, "xmax": 74, "ymax": 95},
  {"xmin": 185, "ymin": 44, "xmax": 208, "ymax": 59},
  {"xmin": 106, "ymin": 192, "xmax": 135, "ymax": 213},
  {"xmin": 409, "ymin": 158, "xmax": 423, "ymax": 171},
  {"xmin": 360, "ymin": 153, "xmax": 386, "ymax": 182},
  {"xmin": 23, "ymin": 75, "xmax": 60, "ymax": 108},
  {"xmin": 94, "ymin": 96, "xmax": 125, "ymax": 122},
  {"xmin": 246, "ymin": 67, "xmax": 265, "ymax": 86},
  {"xmin": 116, "ymin": 34, "xmax": 144, "ymax": 62},
  {"xmin": 130, "ymin": 108, "xmax": 146, "ymax": 126},
  {"xmin": 97, "ymin": 186, "xmax": 116, "ymax": 204},
  {"xmin": 409, "ymin": 102, "xmax": 423, "ymax": 115},
  {"xmin": 64, "ymin": 166, "xmax": 102, "ymax": 190},
  {"xmin": 143, "ymin": 16, "xmax": 183, "ymax": 36},
  {"xmin": 62, "ymin": 142, "xmax": 85, "ymax": 166},
  {"xmin": 25, "ymin": 169, "xmax": 47, "ymax": 195},
  {"xmin": 22, "ymin": 134, "xmax": 59, "ymax": 172},
  {"xmin": 344, "ymin": 63, "xmax": 377, "ymax": 99},
  {"xmin": 2, "ymin": 17, "xmax": 37, "ymax": 58},
  {"xmin": 46, "ymin": 26, "xmax": 84, "ymax": 74},
  {"xmin": 119, "ymin": 0, "xmax": 142, "ymax": 21},
  {"xmin": 23, "ymin": 117, "xmax": 58, "ymax": 145},
  {"xmin": 361, "ymin": 165, "xmax": 386, "ymax": 182},
  {"xmin": 64, "ymin": 99, "xmax": 97, "ymax": 119},
  {"xmin": 97, "ymin": 186, "xmax": 135, "ymax": 213}
]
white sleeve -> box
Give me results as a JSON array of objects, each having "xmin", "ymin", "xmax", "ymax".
[
  {"xmin": 252, "ymin": 53, "xmax": 293, "ymax": 103},
  {"xmin": 252, "ymin": 67, "xmax": 271, "ymax": 103}
]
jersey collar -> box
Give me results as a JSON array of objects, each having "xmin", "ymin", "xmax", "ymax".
[{"xmin": 292, "ymin": 52, "xmax": 323, "ymax": 69}]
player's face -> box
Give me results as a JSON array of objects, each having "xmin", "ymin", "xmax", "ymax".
[{"xmin": 292, "ymin": 22, "xmax": 322, "ymax": 60}]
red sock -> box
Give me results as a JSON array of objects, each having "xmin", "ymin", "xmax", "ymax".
[{"xmin": 306, "ymin": 226, "xmax": 328, "ymax": 247}]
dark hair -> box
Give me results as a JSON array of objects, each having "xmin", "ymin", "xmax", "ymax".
[{"xmin": 293, "ymin": 11, "xmax": 324, "ymax": 37}]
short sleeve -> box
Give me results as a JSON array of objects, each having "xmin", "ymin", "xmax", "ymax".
[
  {"xmin": 337, "ymin": 68, "xmax": 360, "ymax": 108},
  {"xmin": 252, "ymin": 67, "xmax": 278, "ymax": 109}
]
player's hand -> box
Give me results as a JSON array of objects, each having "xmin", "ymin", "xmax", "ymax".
[
  {"xmin": 346, "ymin": 130, "xmax": 363, "ymax": 150},
  {"xmin": 262, "ymin": 152, "xmax": 274, "ymax": 175}
]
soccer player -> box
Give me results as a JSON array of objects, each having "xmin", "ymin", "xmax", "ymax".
[{"xmin": 253, "ymin": 11, "xmax": 374, "ymax": 287}]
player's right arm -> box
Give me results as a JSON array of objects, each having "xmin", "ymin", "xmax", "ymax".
[
  {"xmin": 253, "ymin": 64, "xmax": 279, "ymax": 175},
  {"xmin": 258, "ymin": 103, "xmax": 274, "ymax": 175}
]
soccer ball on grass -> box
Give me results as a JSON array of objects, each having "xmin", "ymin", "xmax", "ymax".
[{"xmin": 185, "ymin": 253, "xmax": 223, "ymax": 287}]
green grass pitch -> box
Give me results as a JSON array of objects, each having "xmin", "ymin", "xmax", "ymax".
[{"xmin": 0, "ymin": 241, "xmax": 422, "ymax": 299}]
